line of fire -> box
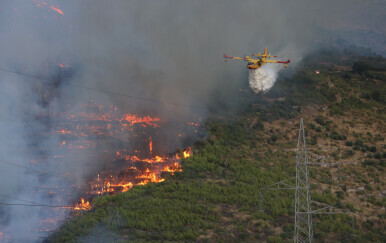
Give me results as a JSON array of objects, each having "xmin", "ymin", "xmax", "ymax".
[{"xmin": 11, "ymin": 98, "xmax": 200, "ymax": 237}]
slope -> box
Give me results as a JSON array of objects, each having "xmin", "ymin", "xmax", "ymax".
[{"xmin": 48, "ymin": 49, "xmax": 385, "ymax": 243}]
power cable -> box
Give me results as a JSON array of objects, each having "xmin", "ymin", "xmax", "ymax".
[
  {"xmin": 0, "ymin": 194, "xmax": 40, "ymax": 205},
  {"xmin": 0, "ymin": 202, "xmax": 76, "ymax": 209},
  {"xmin": 0, "ymin": 159, "xmax": 39, "ymax": 171},
  {"xmin": 0, "ymin": 66, "xmax": 209, "ymax": 112}
]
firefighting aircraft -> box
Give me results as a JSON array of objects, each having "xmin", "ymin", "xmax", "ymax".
[{"xmin": 224, "ymin": 47, "xmax": 290, "ymax": 69}]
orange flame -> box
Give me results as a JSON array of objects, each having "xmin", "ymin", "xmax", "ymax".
[
  {"xmin": 74, "ymin": 198, "xmax": 91, "ymax": 211},
  {"xmin": 120, "ymin": 182, "xmax": 134, "ymax": 192},
  {"xmin": 51, "ymin": 101, "xmax": 197, "ymax": 212},
  {"xmin": 121, "ymin": 114, "xmax": 160, "ymax": 127},
  {"xmin": 183, "ymin": 147, "xmax": 191, "ymax": 158},
  {"xmin": 186, "ymin": 122, "xmax": 200, "ymax": 127},
  {"xmin": 136, "ymin": 168, "xmax": 165, "ymax": 185},
  {"xmin": 50, "ymin": 6, "xmax": 64, "ymax": 15},
  {"xmin": 142, "ymin": 156, "xmax": 164, "ymax": 163},
  {"xmin": 57, "ymin": 129, "xmax": 71, "ymax": 134},
  {"xmin": 162, "ymin": 162, "xmax": 182, "ymax": 175}
]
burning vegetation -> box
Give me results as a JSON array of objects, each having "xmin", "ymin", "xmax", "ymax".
[
  {"xmin": 0, "ymin": 99, "xmax": 198, "ymax": 237},
  {"xmin": 50, "ymin": 100, "xmax": 194, "ymax": 212}
]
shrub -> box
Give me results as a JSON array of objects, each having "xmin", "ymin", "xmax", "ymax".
[
  {"xmin": 369, "ymin": 146, "xmax": 376, "ymax": 152},
  {"xmin": 335, "ymin": 191, "xmax": 344, "ymax": 199},
  {"xmin": 363, "ymin": 160, "xmax": 377, "ymax": 166},
  {"xmin": 253, "ymin": 121, "xmax": 264, "ymax": 130},
  {"xmin": 374, "ymin": 152, "xmax": 382, "ymax": 159},
  {"xmin": 354, "ymin": 139, "xmax": 364, "ymax": 147},
  {"xmin": 342, "ymin": 185, "xmax": 347, "ymax": 192},
  {"xmin": 352, "ymin": 61, "xmax": 370, "ymax": 74},
  {"xmin": 342, "ymin": 150, "xmax": 355, "ymax": 159},
  {"xmin": 345, "ymin": 141, "xmax": 353, "ymax": 146},
  {"xmin": 315, "ymin": 116, "xmax": 327, "ymax": 126},
  {"xmin": 269, "ymin": 134, "xmax": 278, "ymax": 144},
  {"xmin": 329, "ymin": 104, "xmax": 344, "ymax": 115},
  {"xmin": 330, "ymin": 131, "xmax": 347, "ymax": 140}
]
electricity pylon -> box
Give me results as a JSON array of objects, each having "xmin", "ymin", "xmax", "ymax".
[
  {"xmin": 258, "ymin": 118, "xmax": 358, "ymax": 242},
  {"xmin": 294, "ymin": 118, "xmax": 313, "ymax": 243}
]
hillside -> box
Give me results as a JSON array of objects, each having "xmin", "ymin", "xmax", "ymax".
[{"xmin": 48, "ymin": 50, "xmax": 385, "ymax": 243}]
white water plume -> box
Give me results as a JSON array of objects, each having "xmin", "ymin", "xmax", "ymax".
[{"xmin": 248, "ymin": 65, "xmax": 280, "ymax": 93}]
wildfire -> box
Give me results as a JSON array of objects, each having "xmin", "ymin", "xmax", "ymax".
[
  {"xmin": 186, "ymin": 122, "xmax": 200, "ymax": 127},
  {"xmin": 50, "ymin": 6, "xmax": 64, "ymax": 15},
  {"xmin": 32, "ymin": 0, "xmax": 48, "ymax": 8},
  {"xmin": 118, "ymin": 154, "xmax": 166, "ymax": 163},
  {"xmin": 142, "ymin": 156, "xmax": 164, "ymax": 163},
  {"xmin": 176, "ymin": 147, "xmax": 192, "ymax": 159},
  {"xmin": 136, "ymin": 168, "xmax": 165, "ymax": 185},
  {"xmin": 183, "ymin": 147, "xmax": 192, "ymax": 158},
  {"xmin": 72, "ymin": 148, "xmax": 190, "ymax": 211},
  {"xmin": 46, "ymin": 101, "xmax": 199, "ymax": 214},
  {"xmin": 74, "ymin": 198, "xmax": 91, "ymax": 211},
  {"xmin": 121, "ymin": 114, "xmax": 160, "ymax": 127},
  {"xmin": 57, "ymin": 129, "xmax": 71, "ymax": 134},
  {"xmin": 120, "ymin": 182, "xmax": 134, "ymax": 192},
  {"xmin": 32, "ymin": 0, "xmax": 64, "ymax": 16},
  {"xmin": 58, "ymin": 63, "xmax": 69, "ymax": 68},
  {"xmin": 162, "ymin": 162, "xmax": 182, "ymax": 175}
]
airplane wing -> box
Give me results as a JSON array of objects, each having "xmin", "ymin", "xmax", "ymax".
[
  {"xmin": 276, "ymin": 60, "xmax": 290, "ymax": 64},
  {"xmin": 252, "ymin": 48, "xmax": 279, "ymax": 58},
  {"xmin": 264, "ymin": 59, "xmax": 290, "ymax": 67},
  {"xmin": 224, "ymin": 54, "xmax": 246, "ymax": 61},
  {"xmin": 264, "ymin": 59, "xmax": 290, "ymax": 64}
]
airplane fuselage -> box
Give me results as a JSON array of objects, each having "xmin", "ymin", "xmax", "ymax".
[
  {"xmin": 247, "ymin": 57, "xmax": 265, "ymax": 69},
  {"xmin": 224, "ymin": 48, "xmax": 290, "ymax": 69},
  {"xmin": 247, "ymin": 63, "xmax": 262, "ymax": 69}
]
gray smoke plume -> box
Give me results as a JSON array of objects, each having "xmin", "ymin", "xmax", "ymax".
[{"xmin": 0, "ymin": 0, "xmax": 384, "ymax": 242}]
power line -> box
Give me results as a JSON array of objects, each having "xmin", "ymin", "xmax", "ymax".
[
  {"xmin": 0, "ymin": 159, "xmax": 39, "ymax": 171},
  {"xmin": 0, "ymin": 200, "xmax": 212, "ymax": 210},
  {"xmin": 0, "ymin": 66, "xmax": 208, "ymax": 112},
  {"xmin": 0, "ymin": 194, "xmax": 40, "ymax": 205},
  {"xmin": 0, "ymin": 202, "xmax": 75, "ymax": 209}
]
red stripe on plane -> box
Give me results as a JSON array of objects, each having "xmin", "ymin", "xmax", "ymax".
[{"xmin": 276, "ymin": 59, "xmax": 290, "ymax": 64}]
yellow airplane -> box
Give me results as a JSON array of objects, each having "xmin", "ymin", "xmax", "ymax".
[{"xmin": 224, "ymin": 47, "xmax": 290, "ymax": 69}]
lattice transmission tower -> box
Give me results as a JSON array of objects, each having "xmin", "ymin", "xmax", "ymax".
[
  {"xmin": 294, "ymin": 118, "xmax": 313, "ymax": 243},
  {"xmin": 258, "ymin": 118, "xmax": 357, "ymax": 243}
]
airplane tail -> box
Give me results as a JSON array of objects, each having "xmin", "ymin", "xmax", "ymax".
[
  {"xmin": 224, "ymin": 54, "xmax": 233, "ymax": 62},
  {"xmin": 263, "ymin": 47, "xmax": 267, "ymax": 56},
  {"xmin": 223, "ymin": 54, "xmax": 233, "ymax": 59}
]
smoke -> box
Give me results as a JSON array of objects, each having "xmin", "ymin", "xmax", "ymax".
[{"xmin": 0, "ymin": 0, "xmax": 384, "ymax": 241}]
